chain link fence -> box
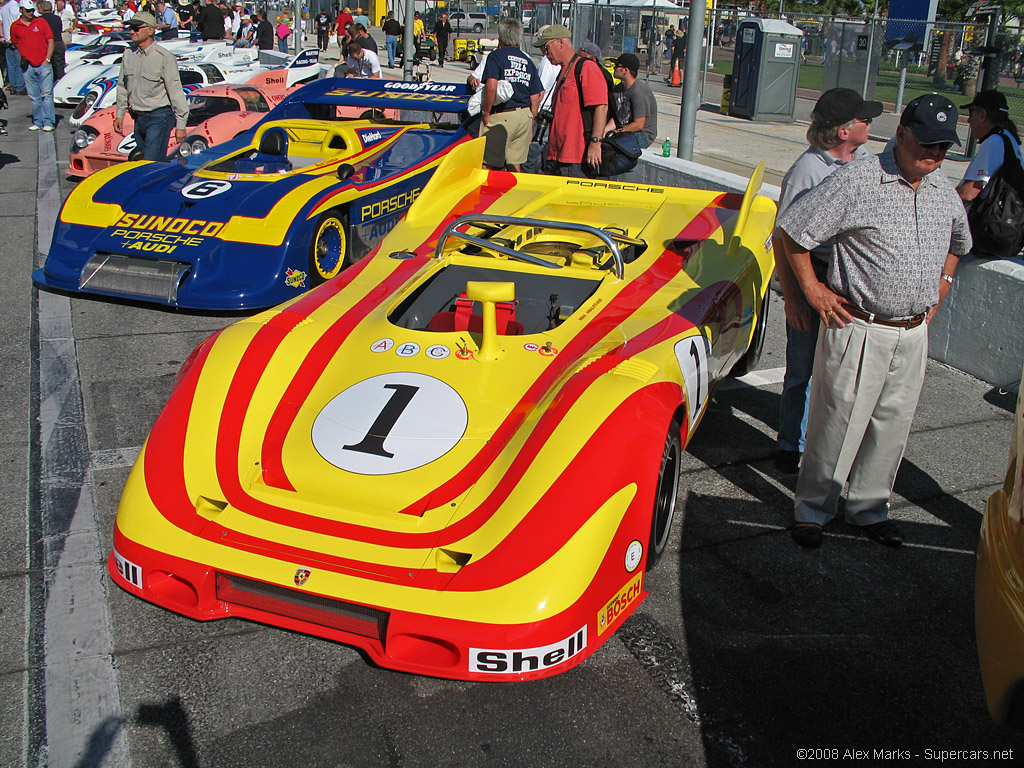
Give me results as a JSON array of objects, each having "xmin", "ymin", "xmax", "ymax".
[{"xmin": 488, "ymin": 3, "xmax": 1021, "ymax": 153}]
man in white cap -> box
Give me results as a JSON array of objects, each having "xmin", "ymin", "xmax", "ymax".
[
  {"xmin": 10, "ymin": 0, "xmax": 54, "ymax": 130},
  {"xmin": 113, "ymin": 11, "xmax": 189, "ymax": 160}
]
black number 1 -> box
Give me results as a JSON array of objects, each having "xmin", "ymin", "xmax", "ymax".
[
  {"xmin": 343, "ymin": 384, "xmax": 419, "ymax": 458},
  {"xmin": 689, "ymin": 340, "xmax": 703, "ymax": 408}
]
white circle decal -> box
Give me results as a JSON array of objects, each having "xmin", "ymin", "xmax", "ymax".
[
  {"xmin": 370, "ymin": 338, "xmax": 394, "ymax": 352},
  {"xmin": 936, "ymin": 111, "xmax": 948, "ymax": 122},
  {"xmin": 181, "ymin": 179, "xmax": 233, "ymax": 199},
  {"xmin": 312, "ymin": 372, "xmax": 468, "ymax": 475},
  {"xmin": 625, "ymin": 540, "xmax": 643, "ymax": 572},
  {"xmin": 426, "ymin": 344, "xmax": 451, "ymax": 359},
  {"xmin": 395, "ymin": 342, "xmax": 420, "ymax": 358}
]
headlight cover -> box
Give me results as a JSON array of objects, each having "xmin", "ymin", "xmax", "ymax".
[{"xmin": 73, "ymin": 129, "xmax": 98, "ymax": 149}]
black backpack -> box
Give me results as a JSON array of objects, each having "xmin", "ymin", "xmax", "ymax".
[{"xmin": 967, "ymin": 131, "xmax": 1024, "ymax": 259}]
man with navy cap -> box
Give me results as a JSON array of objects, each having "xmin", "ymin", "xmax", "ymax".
[{"xmin": 777, "ymin": 94, "xmax": 972, "ymax": 549}]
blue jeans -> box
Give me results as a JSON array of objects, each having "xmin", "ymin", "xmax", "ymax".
[
  {"xmin": 23, "ymin": 63, "xmax": 54, "ymax": 128},
  {"xmin": 277, "ymin": 35, "xmax": 288, "ymax": 53},
  {"xmin": 134, "ymin": 106, "xmax": 174, "ymax": 161},
  {"xmin": 5, "ymin": 46, "xmax": 24, "ymax": 90},
  {"xmin": 777, "ymin": 319, "xmax": 819, "ymax": 453},
  {"xmin": 385, "ymin": 34, "xmax": 397, "ymax": 67}
]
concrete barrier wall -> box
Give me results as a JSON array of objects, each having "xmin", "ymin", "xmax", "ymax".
[
  {"xmin": 929, "ymin": 254, "xmax": 1024, "ymax": 388},
  {"xmin": 628, "ymin": 151, "xmax": 1022, "ymax": 387}
]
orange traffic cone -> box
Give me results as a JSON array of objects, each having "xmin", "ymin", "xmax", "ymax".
[{"xmin": 669, "ymin": 60, "xmax": 681, "ymax": 87}]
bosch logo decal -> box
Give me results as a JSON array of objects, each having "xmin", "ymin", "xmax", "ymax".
[
  {"xmin": 469, "ymin": 627, "xmax": 587, "ymax": 674},
  {"xmin": 597, "ymin": 573, "xmax": 642, "ymax": 635}
]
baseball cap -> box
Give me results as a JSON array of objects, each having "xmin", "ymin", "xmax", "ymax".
[
  {"xmin": 900, "ymin": 94, "xmax": 961, "ymax": 145},
  {"xmin": 614, "ymin": 52, "xmax": 640, "ymax": 74},
  {"xmin": 533, "ymin": 24, "xmax": 571, "ymax": 48},
  {"xmin": 18, "ymin": 0, "xmax": 35, "ymax": 10},
  {"xmin": 813, "ymin": 88, "xmax": 883, "ymax": 128},
  {"xmin": 128, "ymin": 12, "xmax": 158, "ymax": 27},
  {"xmin": 580, "ymin": 42, "xmax": 602, "ymax": 59},
  {"xmin": 961, "ymin": 90, "xmax": 1010, "ymax": 115}
]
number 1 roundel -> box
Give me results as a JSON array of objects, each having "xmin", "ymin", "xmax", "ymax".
[{"xmin": 311, "ymin": 372, "xmax": 469, "ymax": 475}]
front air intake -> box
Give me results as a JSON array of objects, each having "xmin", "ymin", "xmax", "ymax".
[
  {"xmin": 216, "ymin": 573, "xmax": 389, "ymax": 643},
  {"xmin": 79, "ymin": 253, "xmax": 190, "ymax": 304}
]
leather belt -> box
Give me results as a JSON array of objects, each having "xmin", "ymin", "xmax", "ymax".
[{"xmin": 841, "ymin": 303, "xmax": 926, "ymax": 330}]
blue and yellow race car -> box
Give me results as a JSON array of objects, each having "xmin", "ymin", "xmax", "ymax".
[{"xmin": 34, "ymin": 79, "xmax": 473, "ymax": 311}]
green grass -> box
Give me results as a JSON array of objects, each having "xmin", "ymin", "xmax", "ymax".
[{"xmin": 707, "ymin": 56, "xmax": 1024, "ymax": 124}]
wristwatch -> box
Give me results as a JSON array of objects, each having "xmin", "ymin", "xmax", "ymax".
[
  {"xmin": 940, "ymin": 273, "xmax": 954, "ymax": 285},
  {"xmin": 589, "ymin": 136, "xmax": 601, "ymax": 143}
]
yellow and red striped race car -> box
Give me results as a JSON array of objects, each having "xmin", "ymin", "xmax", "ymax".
[{"xmin": 109, "ymin": 140, "xmax": 776, "ymax": 681}]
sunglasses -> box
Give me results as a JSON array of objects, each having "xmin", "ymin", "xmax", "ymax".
[
  {"xmin": 856, "ymin": 117, "xmax": 872, "ymax": 125},
  {"xmin": 921, "ymin": 141, "xmax": 953, "ymax": 152},
  {"xmin": 127, "ymin": 23, "xmax": 151, "ymax": 31}
]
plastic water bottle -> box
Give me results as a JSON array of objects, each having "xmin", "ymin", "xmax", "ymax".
[{"xmin": 662, "ymin": 138, "xmax": 671, "ymax": 157}]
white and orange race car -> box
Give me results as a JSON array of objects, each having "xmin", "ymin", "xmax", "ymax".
[{"xmin": 105, "ymin": 138, "xmax": 777, "ymax": 681}]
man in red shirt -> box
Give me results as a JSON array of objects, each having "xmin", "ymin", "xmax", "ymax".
[
  {"xmin": 533, "ymin": 24, "xmax": 607, "ymax": 176},
  {"xmin": 10, "ymin": 0, "xmax": 53, "ymax": 131}
]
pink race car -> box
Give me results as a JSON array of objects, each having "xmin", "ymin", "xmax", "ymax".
[{"xmin": 69, "ymin": 84, "xmax": 295, "ymax": 178}]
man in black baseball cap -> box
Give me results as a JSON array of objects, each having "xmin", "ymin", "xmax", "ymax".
[
  {"xmin": 961, "ymin": 89, "xmax": 1010, "ymax": 116},
  {"xmin": 899, "ymin": 93, "xmax": 961, "ymax": 147},
  {"xmin": 812, "ymin": 87, "xmax": 883, "ymax": 127},
  {"xmin": 610, "ymin": 51, "xmax": 657, "ymax": 148}
]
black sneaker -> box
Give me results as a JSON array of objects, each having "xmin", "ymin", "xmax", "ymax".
[{"xmin": 775, "ymin": 450, "xmax": 801, "ymax": 474}]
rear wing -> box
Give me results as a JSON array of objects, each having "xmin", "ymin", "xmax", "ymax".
[{"xmin": 299, "ymin": 78, "xmax": 471, "ymax": 113}]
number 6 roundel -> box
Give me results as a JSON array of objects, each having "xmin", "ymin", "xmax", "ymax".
[{"xmin": 311, "ymin": 372, "xmax": 469, "ymax": 475}]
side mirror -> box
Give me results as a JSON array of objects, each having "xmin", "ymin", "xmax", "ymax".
[{"xmin": 337, "ymin": 163, "xmax": 354, "ymax": 181}]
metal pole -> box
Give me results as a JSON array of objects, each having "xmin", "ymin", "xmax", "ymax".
[
  {"xmin": 895, "ymin": 54, "xmax": 908, "ymax": 112},
  {"xmin": 677, "ymin": 0, "xmax": 705, "ymax": 159},
  {"xmin": 861, "ymin": 0, "xmax": 878, "ymax": 99},
  {"xmin": 295, "ymin": 0, "xmax": 302, "ymax": 53},
  {"xmin": 403, "ymin": 0, "xmax": 416, "ymax": 80},
  {"xmin": 646, "ymin": 0, "xmax": 655, "ymax": 81}
]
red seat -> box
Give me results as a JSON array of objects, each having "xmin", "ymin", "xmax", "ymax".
[{"xmin": 428, "ymin": 293, "xmax": 524, "ymax": 335}]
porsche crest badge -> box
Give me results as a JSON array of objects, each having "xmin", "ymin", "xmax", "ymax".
[{"xmin": 294, "ymin": 567, "xmax": 312, "ymax": 587}]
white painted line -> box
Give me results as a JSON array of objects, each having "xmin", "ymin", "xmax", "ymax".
[
  {"xmin": 719, "ymin": 366, "xmax": 787, "ymax": 391},
  {"xmin": 91, "ymin": 446, "xmax": 142, "ymax": 471},
  {"xmin": 36, "ymin": 132, "xmax": 129, "ymax": 768}
]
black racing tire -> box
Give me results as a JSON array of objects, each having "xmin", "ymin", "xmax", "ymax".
[
  {"xmin": 308, "ymin": 209, "xmax": 349, "ymax": 286},
  {"xmin": 358, "ymin": 109, "xmax": 385, "ymax": 120},
  {"xmin": 647, "ymin": 419, "xmax": 682, "ymax": 571},
  {"xmin": 732, "ymin": 289, "xmax": 770, "ymax": 377}
]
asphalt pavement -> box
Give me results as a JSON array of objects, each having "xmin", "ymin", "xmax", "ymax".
[{"xmin": 1, "ymin": 49, "xmax": 1021, "ymax": 768}]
